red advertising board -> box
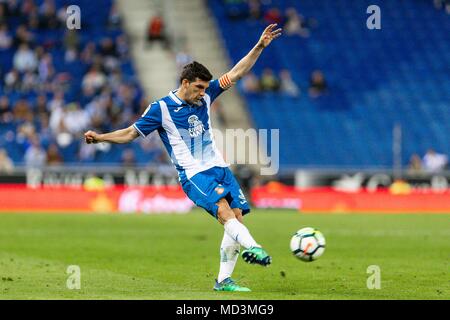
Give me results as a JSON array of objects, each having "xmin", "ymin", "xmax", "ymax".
[
  {"xmin": 251, "ymin": 182, "xmax": 450, "ymax": 213},
  {"xmin": 0, "ymin": 184, "xmax": 193, "ymax": 214},
  {"xmin": 2, "ymin": 183, "xmax": 450, "ymax": 214}
]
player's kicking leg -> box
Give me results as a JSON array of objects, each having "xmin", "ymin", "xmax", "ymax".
[{"xmin": 213, "ymin": 199, "xmax": 271, "ymax": 292}]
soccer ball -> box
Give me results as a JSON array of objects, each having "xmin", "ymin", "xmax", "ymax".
[{"xmin": 290, "ymin": 227, "xmax": 326, "ymax": 262}]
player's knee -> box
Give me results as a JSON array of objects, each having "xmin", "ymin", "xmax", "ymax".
[
  {"xmin": 217, "ymin": 208, "xmax": 235, "ymax": 224},
  {"xmin": 216, "ymin": 198, "xmax": 234, "ymax": 224},
  {"xmin": 234, "ymin": 211, "xmax": 243, "ymax": 223},
  {"xmin": 216, "ymin": 199, "xmax": 245, "ymax": 225}
]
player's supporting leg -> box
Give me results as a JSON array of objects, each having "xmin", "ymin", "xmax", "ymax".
[
  {"xmin": 217, "ymin": 208, "xmax": 243, "ymax": 284},
  {"xmin": 215, "ymin": 207, "xmax": 253, "ymax": 291},
  {"xmin": 218, "ymin": 232, "xmax": 240, "ymax": 283}
]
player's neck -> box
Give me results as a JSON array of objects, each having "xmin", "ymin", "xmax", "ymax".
[{"xmin": 175, "ymin": 87, "xmax": 190, "ymax": 104}]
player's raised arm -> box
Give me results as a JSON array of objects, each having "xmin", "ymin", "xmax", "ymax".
[
  {"xmin": 84, "ymin": 125, "xmax": 139, "ymax": 144},
  {"xmin": 226, "ymin": 24, "xmax": 282, "ymax": 83}
]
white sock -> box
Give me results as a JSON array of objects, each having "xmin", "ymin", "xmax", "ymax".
[
  {"xmin": 224, "ymin": 218, "xmax": 259, "ymax": 250},
  {"xmin": 217, "ymin": 232, "xmax": 240, "ymax": 283}
]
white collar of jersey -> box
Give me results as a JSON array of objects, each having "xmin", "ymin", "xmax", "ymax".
[
  {"xmin": 169, "ymin": 90, "xmax": 203, "ymax": 107},
  {"xmin": 169, "ymin": 90, "xmax": 183, "ymax": 106}
]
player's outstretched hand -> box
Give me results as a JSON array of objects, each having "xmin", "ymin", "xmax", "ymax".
[
  {"xmin": 84, "ymin": 130, "xmax": 100, "ymax": 144},
  {"xmin": 258, "ymin": 24, "xmax": 282, "ymax": 48}
]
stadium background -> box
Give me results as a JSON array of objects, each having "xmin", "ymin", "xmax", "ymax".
[{"xmin": 0, "ymin": 0, "xmax": 449, "ymax": 300}]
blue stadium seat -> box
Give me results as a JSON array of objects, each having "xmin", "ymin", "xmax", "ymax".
[{"xmin": 209, "ymin": 0, "xmax": 450, "ymax": 168}]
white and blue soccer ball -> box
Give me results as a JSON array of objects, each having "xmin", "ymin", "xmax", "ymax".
[{"xmin": 290, "ymin": 227, "xmax": 326, "ymax": 262}]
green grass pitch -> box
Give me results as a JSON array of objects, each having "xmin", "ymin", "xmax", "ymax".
[{"xmin": 0, "ymin": 210, "xmax": 448, "ymax": 300}]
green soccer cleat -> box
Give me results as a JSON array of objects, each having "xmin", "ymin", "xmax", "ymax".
[
  {"xmin": 241, "ymin": 247, "xmax": 272, "ymax": 266},
  {"xmin": 213, "ymin": 278, "xmax": 251, "ymax": 292}
]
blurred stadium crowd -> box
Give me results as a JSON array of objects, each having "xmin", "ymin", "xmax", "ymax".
[
  {"xmin": 0, "ymin": 0, "xmax": 449, "ymax": 173},
  {"xmin": 0, "ymin": 0, "xmax": 166, "ymax": 169}
]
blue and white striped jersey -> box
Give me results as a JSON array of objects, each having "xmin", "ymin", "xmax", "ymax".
[{"xmin": 133, "ymin": 78, "xmax": 231, "ymax": 181}]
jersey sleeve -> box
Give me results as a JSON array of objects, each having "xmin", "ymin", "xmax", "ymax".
[
  {"xmin": 206, "ymin": 74, "xmax": 234, "ymax": 103},
  {"xmin": 133, "ymin": 102, "xmax": 162, "ymax": 137}
]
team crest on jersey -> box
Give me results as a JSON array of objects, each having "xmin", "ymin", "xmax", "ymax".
[
  {"xmin": 214, "ymin": 187, "xmax": 225, "ymax": 194},
  {"xmin": 188, "ymin": 115, "xmax": 205, "ymax": 138}
]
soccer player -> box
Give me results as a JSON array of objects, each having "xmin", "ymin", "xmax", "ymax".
[{"xmin": 84, "ymin": 24, "xmax": 282, "ymax": 292}]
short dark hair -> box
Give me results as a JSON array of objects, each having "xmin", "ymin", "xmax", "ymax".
[{"xmin": 179, "ymin": 61, "xmax": 213, "ymax": 84}]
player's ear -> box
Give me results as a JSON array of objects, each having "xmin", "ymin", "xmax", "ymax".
[{"xmin": 181, "ymin": 79, "xmax": 190, "ymax": 89}]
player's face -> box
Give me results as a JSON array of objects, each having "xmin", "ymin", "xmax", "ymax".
[{"xmin": 184, "ymin": 78, "xmax": 209, "ymax": 104}]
